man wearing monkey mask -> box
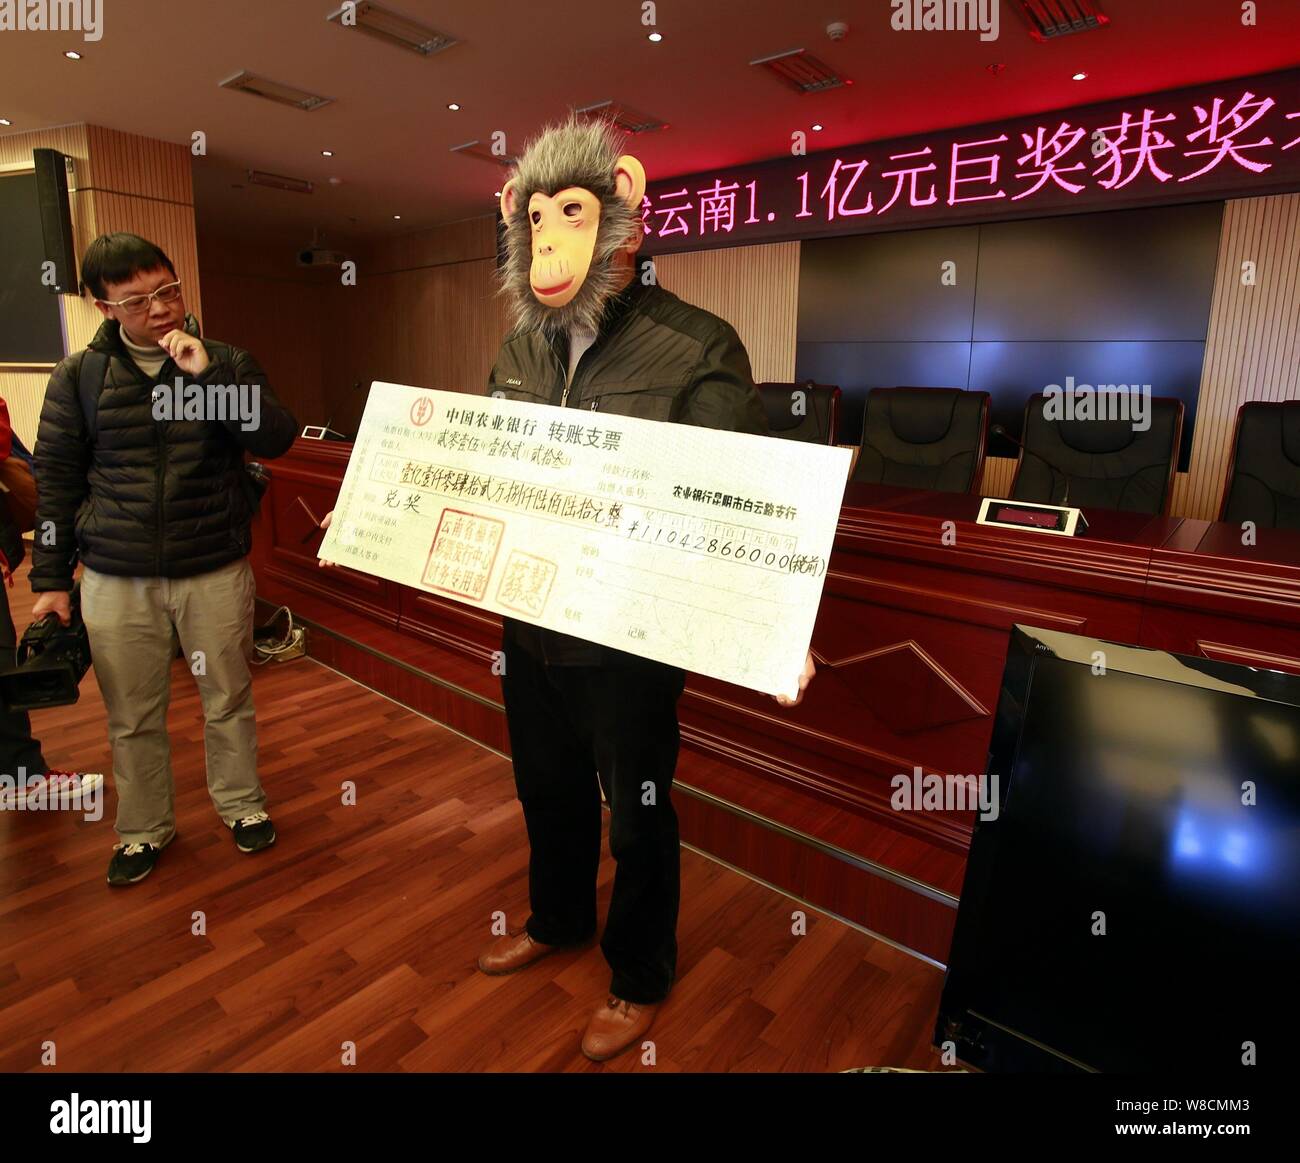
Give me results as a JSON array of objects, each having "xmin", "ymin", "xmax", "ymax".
[{"xmin": 477, "ymin": 117, "xmax": 816, "ymax": 1061}]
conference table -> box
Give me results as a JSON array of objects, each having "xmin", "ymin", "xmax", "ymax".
[{"xmin": 249, "ymin": 437, "xmax": 1300, "ymax": 964}]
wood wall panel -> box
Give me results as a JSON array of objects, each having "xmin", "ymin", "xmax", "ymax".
[
  {"xmin": 364, "ymin": 215, "xmax": 498, "ymax": 274},
  {"xmin": 61, "ymin": 176, "xmax": 102, "ymax": 353},
  {"xmin": 91, "ymin": 192, "xmax": 202, "ymax": 324},
  {"xmin": 1174, "ymin": 192, "xmax": 1300, "ymax": 520},
  {"xmin": 318, "ymin": 217, "xmax": 511, "ymax": 434},
  {"xmin": 978, "ymin": 455, "xmax": 1016, "ymax": 499},
  {"xmin": 654, "ymin": 241, "xmax": 799, "ymax": 384},
  {"xmin": 0, "ymin": 124, "xmax": 89, "ymax": 168},
  {"xmin": 196, "ymin": 218, "xmax": 508, "ymax": 439},
  {"xmin": 197, "ymin": 230, "xmax": 334, "ymax": 428},
  {"xmin": 321, "ymin": 256, "xmax": 510, "ymax": 433},
  {"xmin": 201, "ymin": 271, "xmax": 326, "ymax": 427},
  {"xmin": 83, "ymin": 124, "xmax": 194, "ymax": 206}
]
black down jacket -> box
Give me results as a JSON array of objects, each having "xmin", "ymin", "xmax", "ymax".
[
  {"xmin": 487, "ymin": 277, "xmax": 770, "ymax": 666},
  {"xmin": 30, "ymin": 314, "xmax": 298, "ymax": 590}
]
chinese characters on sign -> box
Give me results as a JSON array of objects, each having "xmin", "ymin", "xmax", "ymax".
[
  {"xmin": 642, "ymin": 70, "xmax": 1300, "ymax": 253},
  {"xmin": 319, "ymin": 384, "xmax": 852, "ymax": 697}
]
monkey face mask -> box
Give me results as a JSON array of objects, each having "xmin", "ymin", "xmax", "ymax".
[{"xmin": 498, "ymin": 117, "xmax": 647, "ymax": 337}]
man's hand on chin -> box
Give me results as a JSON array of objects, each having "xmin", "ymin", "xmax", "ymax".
[{"xmin": 774, "ymin": 650, "xmax": 815, "ymax": 708}]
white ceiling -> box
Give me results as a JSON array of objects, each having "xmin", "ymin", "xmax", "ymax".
[{"xmin": 1, "ymin": 0, "xmax": 1298, "ymax": 247}]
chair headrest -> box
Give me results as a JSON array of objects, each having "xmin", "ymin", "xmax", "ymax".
[{"xmin": 879, "ymin": 389, "xmax": 964, "ymax": 445}]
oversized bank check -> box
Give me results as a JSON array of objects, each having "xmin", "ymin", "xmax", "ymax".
[{"xmin": 319, "ymin": 382, "xmax": 852, "ymax": 698}]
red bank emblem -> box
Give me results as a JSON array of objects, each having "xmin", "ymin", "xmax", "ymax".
[{"xmin": 410, "ymin": 396, "xmax": 434, "ymax": 427}]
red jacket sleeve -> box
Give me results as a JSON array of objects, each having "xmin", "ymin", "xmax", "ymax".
[{"xmin": 0, "ymin": 397, "xmax": 13, "ymax": 461}]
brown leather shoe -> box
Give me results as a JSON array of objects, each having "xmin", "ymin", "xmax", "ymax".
[
  {"xmin": 476, "ymin": 928, "xmax": 561, "ymax": 975},
  {"xmin": 581, "ymin": 994, "xmax": 658, "ymax": 1062}
]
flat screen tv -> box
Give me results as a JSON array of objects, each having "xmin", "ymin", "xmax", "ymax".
[{"xmin": 936, "ymin": 625, "xmax": 1300, "ymax": 1072}]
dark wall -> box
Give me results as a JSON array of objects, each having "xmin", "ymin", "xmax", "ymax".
[{"xmin": 796, "ymin": 202, "xmax": 1223, "ymax": 468}]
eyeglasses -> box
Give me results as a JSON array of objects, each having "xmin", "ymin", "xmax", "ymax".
[{"xmin": 99, "ymin": 280, "xmax": 182, "ymax": 315}]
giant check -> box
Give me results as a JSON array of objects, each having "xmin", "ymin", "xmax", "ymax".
[{"xmin": 319, "ymin": 383, "xmax": 852, "ymax": 698}]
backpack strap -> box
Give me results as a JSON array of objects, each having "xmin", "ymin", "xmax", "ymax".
[{"xmin": 77, "ymin": 349, "xmax": 110, "ymax": 440}]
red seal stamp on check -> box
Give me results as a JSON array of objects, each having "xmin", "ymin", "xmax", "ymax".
[
  {"xmin": 422, "ymin": 509, "xmax": 504, "ymax": 601},
  {"xmin": 409, "ymin": 395, "xmax": 434, "ymax": 427},
  {"xmin": 496, "ymin": 550, "xmax": 557, "ymax": 618}
]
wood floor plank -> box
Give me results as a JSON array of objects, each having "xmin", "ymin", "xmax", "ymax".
[{"xmin": 0, "ymin": 556, "xmax": 947, "ymax": 1072}]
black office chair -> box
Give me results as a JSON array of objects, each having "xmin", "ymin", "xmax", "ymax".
[
  {"xmin": 1218, "ymin": 401, "xmax": 1300, "ymax": 531},
  {"xmin": 1009, "ymin": 393, "xmax": 1184, "ymax": 515},
  {"xmin": 851, "ymin": 387, "xmax": 990, "ymax": 493},
  {"xmin": 756, "ymin": 381, "xmax": 841, "ymax": 444}
]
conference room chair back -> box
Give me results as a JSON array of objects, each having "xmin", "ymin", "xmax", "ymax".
[
  {"xmin": 851, "ymin": 386, "xmax": 990, "ymax": 493},
  {"xmin": 755, "ymin": 381, "xmax": 842, "ymax": 445},
  {"xmin": 1218, "ymin": 400, "xmax": 1300, "ymax": 531},
  {"xmin": 1009, "ymin": 393, "xmax": 1184, "ymax": 516}
]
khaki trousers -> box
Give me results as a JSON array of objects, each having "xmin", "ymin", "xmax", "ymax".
[{"xmin": 80, "ymin": 557, "xmax": 266, "ymax": 845}]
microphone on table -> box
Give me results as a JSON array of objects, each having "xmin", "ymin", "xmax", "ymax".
[{"xmin": 991, "ymin": 424, "xmax": 1073, "ymax": 506}]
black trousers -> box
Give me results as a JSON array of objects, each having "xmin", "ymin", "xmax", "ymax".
[
  {"xmin": 0, "ymin": 580, "xmax": 48, "ymax": 779},
  {"xmin": 501, "ymin": 643, "xmax": 686, "ymax": 1005}
]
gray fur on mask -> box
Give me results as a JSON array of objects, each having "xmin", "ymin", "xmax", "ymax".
[{"xmin": 496, "ymin": 115, "xmax": 640, "ymax": 338}]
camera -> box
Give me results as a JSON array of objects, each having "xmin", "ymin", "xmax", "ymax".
[{"xmin": 0, "ymin": 580, "xmax": 92, "ymax": 713}]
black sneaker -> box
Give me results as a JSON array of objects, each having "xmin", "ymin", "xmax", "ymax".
[
  {"xmin": 106, "ymin": 832, "xmax": 174, "ymax": 886},
  {"xmin": 229, "ymin": 811, "xmax": 276, "ymax": 853}
]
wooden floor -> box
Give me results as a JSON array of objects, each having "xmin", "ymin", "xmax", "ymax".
[{"xmin": 0, "ymin": 558, "xmax": 947, "ymax": 1072}]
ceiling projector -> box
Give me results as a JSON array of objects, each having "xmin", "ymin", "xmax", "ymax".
[{"xmin": 297, "ymin": 245, "xmax": 349, "ymax": 266}]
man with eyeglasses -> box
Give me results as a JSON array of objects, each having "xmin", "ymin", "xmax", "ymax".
[{"xmin": 29, "ymin": 232, "xmax": 299, "ymax": 886}]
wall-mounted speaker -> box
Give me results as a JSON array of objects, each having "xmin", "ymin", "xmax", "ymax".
[{"xmin": 33, "ymin": 148, "xmax": 78, "ymax": 296}]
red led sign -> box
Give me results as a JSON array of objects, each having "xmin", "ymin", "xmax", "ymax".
[{"xmin": 642, "ymin": 69, "xmax": 1300, "ymax": 253}]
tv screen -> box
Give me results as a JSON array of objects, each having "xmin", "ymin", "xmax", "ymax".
[{"xmin": 936, "ymin": 626, "xmax": 1300, "ymax": 1073}]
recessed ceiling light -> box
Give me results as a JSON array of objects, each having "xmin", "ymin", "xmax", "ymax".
[
  {"xmin": 812, "ymin": 123, "xmax": 823, "ymax": 131},
  {"xmin": 493, "ymin": 190, "xmax": 501, "ymax": 197},
  {"xmin": 447, "ymin": 102, "xmax": 460, "ymax": 111},
  {"xmin": 64, "ymin": 50, "xmax": 81, "ymax": 60},
  {"xmin": 0, "ymin": 118, "xmax": 11, "ymax": 126},
  {"xmin": 393, "ymin": 214, "xmax": 401, "ymax": 220},
  {"xmin": 1072, "ymin": 71, "xmax": 1087, "ymax": 81},
  {"xmin": 322, "ymin": 149, "xmax": 334, "ymax": 156},
  {"xmin": 648, "ymin": 32, "xmax": 662, "ymax": 42},
  {"xmin": 328, "ymin": 176, "xmax": 342, "ymax": 185}
]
